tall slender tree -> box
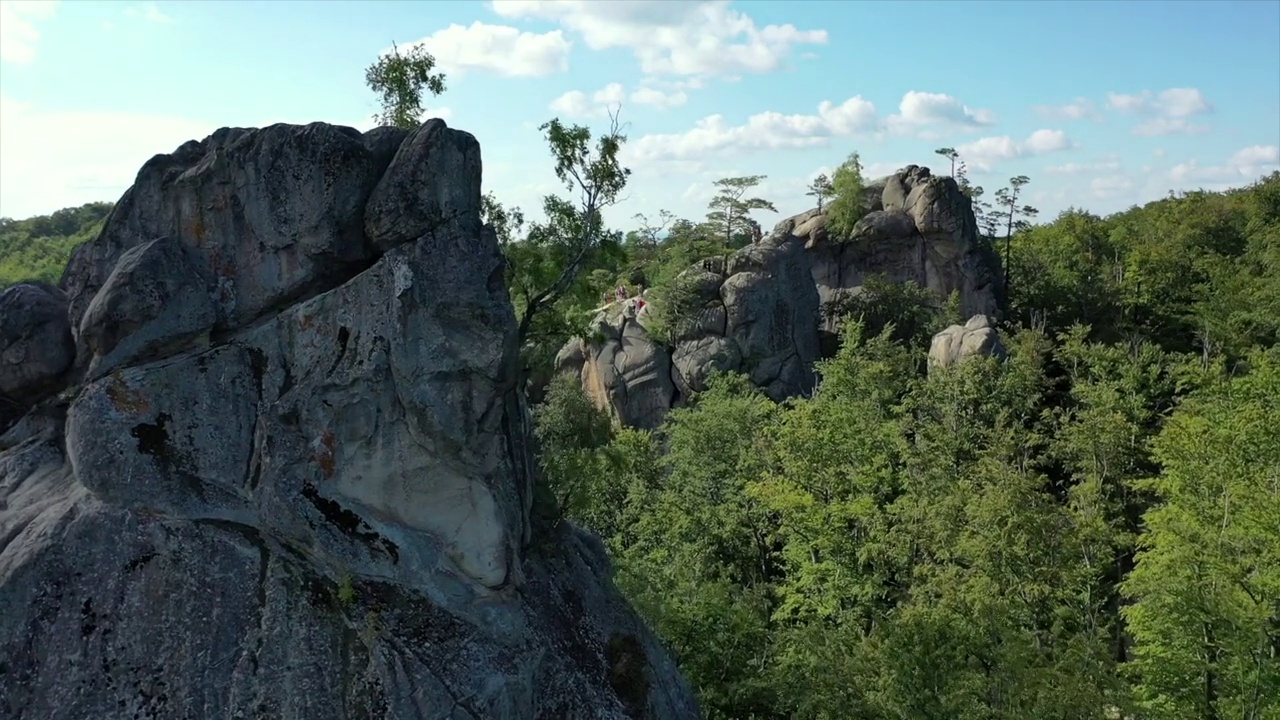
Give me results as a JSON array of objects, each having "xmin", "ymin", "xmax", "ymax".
[{"xmin": 994, "ymin": 175, "xmax": 1039, "ymax": 289}]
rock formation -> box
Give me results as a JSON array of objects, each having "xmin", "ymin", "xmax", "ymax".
[
  {"xmin": 928, "ymin": 314, "xmax": 1008, "ymax": 371},
  {"xmin": 555, "ymin": 299, "xmax": 675, "ymax": 431},
  {"xmin": 774, "ymin": 164, "xmax": 1003, "ymax": 353},
  {"xmin": 0, "ymin": 120, "xmax": 698, "ymax": 719},
  {"xmin": 555, "ymin": 164, "xmax": 1000, "ymax": 429},
  {"xmin": 555, "ymin": 231, "xmax": 820, "ymax": 429}
]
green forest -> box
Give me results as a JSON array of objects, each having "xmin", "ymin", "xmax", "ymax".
[
  {"xmin": 526, "ymin": 171, "xmax": 1280, "ymax": 720},
  {"xmin": 0, "ymin": 45, "xmax": 1275, "ymax": 719}
]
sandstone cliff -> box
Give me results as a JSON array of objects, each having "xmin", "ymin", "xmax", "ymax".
[
  {"xmin": 0, "ymin": 120, "xmax": 698, "ymax": 719},
  {"xmin": 556, "ymin": 164, "xmax": 1003, "ymax": 429}
]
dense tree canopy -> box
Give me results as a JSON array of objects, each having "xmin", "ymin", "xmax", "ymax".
[{"xmin": 531, "ymin": 171, "xmax": 1280, "ymax": 720}]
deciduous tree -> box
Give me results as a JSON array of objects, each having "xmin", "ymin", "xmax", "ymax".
[{"xmin": 365, "ymin": 42, "xmax": 447, "ymax": 130}]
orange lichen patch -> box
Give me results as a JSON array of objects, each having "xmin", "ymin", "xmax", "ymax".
[
  {"xmin": 106, "ymin": 371, "xmax": 150, "ymax": 414},
  {"xmin": 316, "ymin": 431, "xmax": 337, "ymax": 478},
  {"xmin": 181, "ymin": 203, "xmax": 208, "ymax": 248}
]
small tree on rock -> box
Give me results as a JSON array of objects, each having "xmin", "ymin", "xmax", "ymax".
[
  {"xmin": 365, "ymin": 42, "xmax": 447, "ymax": 130},
  {"xmin": 825, "ymin": 152, "xmax": 867, "ymax": 237},
  {"xmin": 706, "ymin": 175, "xmax": 777, "ymax": 248},
  {"xmin": 806, "ymin": 173, "xmax": 835, "ymax": 211}
]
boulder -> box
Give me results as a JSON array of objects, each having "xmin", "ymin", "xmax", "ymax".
[
  {"xmin": 928, "ymin": 314, "xmax": 1008, "ymax": 370},
  {"xmin": 60, "ymin": 122, "xmax": 382, "ymax": 342},
  {"xmin": 1, "ymin": 121, "xmax": 699, "ymax": 720},
  {"xmin": 0, "ymin": 282, "xmax": 74, "ymax": 430}
]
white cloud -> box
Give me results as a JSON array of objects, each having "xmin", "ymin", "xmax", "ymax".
[
  {"xmin": 622, "ymin": 96, "xmax": 880, "ymax": 165},
  {"xmin": 1170, "ymin": 144, "xmax": 1280, "ymax": 184},
  {"xmin": 1090, "ymin": 175, "xmax": 1134, "ymax": 199},
  {"xmin": 1107, "ymin": 87, "xmax": 1213, "ymax": 135},
  {"xmin": 1132, "ymin": 117, "xmax": 1211, "ymax": 137},
  {"xmin": 1108, "ymin": 87, "xmax": 1211, "ymax": 117},
  {"xmin": 594, "ymin": 82, "xmax": 626, "ymax": 105},
  {"xmin": 956, "ymin": 129, "xmax": 1072, "ymax": 171},
  {"xmin": 1032, "ymin": 97, "xmax": 1101, "ymax": 121},
  {"xmin": 404, "ymin": 21, "xmax": 571, "ymax": 78},
  {"xmin": 124, "ymin": 1, "xmax": 173, "ymax": 24},
  {"xmin": 1044, "ymin": 160, "xmax": 1121, "ymax": 175},
  {"xmin": 0, "ymin": 0, "xmax": 57, "ymax": 64},
  {"xmin": 630, "ymin": 86, "xmax": 687, "ymax": 109},
  {"xmin": 490, "ymin": 0, "xmax": 827, "ymax": 77},
  {"xmin": 549, "ymin": 82, "xmax": 681, "ymax": 117},
  {"xmin": 549, "ymin": 90, "xmax": 591, "ymax": 116},
  {"xmin": 861, "ymin": 161, "xmax": 906, "ymax": 180},
  {"xmin": 887, "ymin": 91, "xmax": 996, "ymax": 132}
]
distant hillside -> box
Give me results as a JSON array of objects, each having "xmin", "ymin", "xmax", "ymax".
[{"xmin": 0, "ymin": 202, "xmax": 114, "ymax": 289}]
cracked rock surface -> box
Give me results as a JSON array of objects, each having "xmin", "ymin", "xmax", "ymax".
[{"xmin": 0, "ymin": 120, "xmax": 699, "ymax": 720}]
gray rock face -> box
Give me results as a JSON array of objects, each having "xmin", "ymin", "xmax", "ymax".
[
  {"xmin": 557, "ymin": 233, "xmax": 820, "ymax": 428},
  {"xmin": 928, "ymin": 314, "xmax": 1008, "ymax": 371},
  {"xmin": 1, "ymin": 121, "xmax": 698, "ymax": 719},
  {"xmin": 776, "ymin": 164, "xmax": 1003, "ymax": 349},
  {"xmin": 0, "ymin": 283, "xmax": 74, "ymax": 426}
]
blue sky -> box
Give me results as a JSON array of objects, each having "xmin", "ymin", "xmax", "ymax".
[{"xmin": 1, "ymin": 0, "xmax": 1278, "ymax": 232}]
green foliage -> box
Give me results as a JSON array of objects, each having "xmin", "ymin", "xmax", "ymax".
[
  {"xmin": 364, "ymin": 42, "xmax": 447, "ymax": 130},
  {"xmin": 0, "ymin": 202, "xmax": 113, "ymax": 288},
  {"xmin": 824, "ymin": 275, "xmax": 952, "ymax": 351},
  {"xmin": 336, "ymin": 574, "xmax": 357, "ymax": 608},
  {"xmin": 644, "ymin": 269, "xmax": 707, "ymax": 345},
  {"xmin": 483, "ymin": 110, "xmax": 633, "ymax": 383},
  {"xmin": 825, "ymin": 151, "xmax": 867, "ymax": 237},
  {"xmin": 1009, "ymin": 173, "xmax": 1280, "ymax": 362},
  {"xmin": 532, "ymin": 374, "xmax": 616, "ymax": 531},
  {"xmin": 1122, "ymin": 348, "xmax": 1280, "ymax": 719}
]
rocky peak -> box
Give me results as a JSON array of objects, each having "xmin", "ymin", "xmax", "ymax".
[{"xmin": 0, "ymin": 120, "xmax": 698, "ymax": 719}]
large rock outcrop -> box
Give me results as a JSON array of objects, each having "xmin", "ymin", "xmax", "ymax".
[
  {"xmin": 775, "ymin": 164, "xmax": 1003, "ymax": 351},
  {"xmin": 557, "ymin": 232, "xmax": 820, "ymax": 429},
  {"xmin": 0, "ymin": 120, "xmax": 698, "ymax": 719},
  {"xmin": 556, "ymin": 164, "xmax": 998, "ymax": 429}
]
